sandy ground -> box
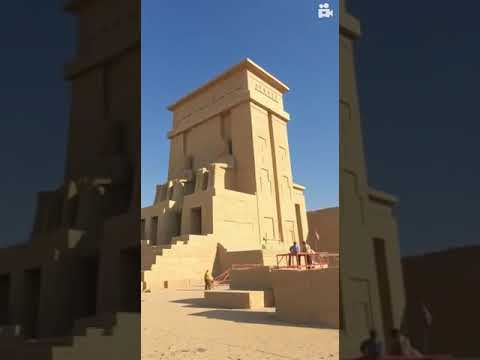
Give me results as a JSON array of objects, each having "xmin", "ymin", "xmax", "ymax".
[{"xmin": 141, "ymin": 286, "xmax": 339, "ymax": 360}]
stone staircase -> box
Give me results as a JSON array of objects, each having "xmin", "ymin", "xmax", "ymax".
[
  {"xmin": 141, "ymin": 234, "xmax": 219, "ymax": 291},
  {"xmin": 0, "ymin": 312, "xmax": 139, "ymax": 359},
  {"xmin": 141, "ymin": 240, "xmax": 170, "ymax": 271},
  {"xmin": 51, "ymin": 312, "xmax": 139, "ymax": 359}
]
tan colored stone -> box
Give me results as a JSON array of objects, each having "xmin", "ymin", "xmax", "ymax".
[
  {"xmin": 0, "ymin": 1, "xmax": 141, "ymax": 357},
  {"xmin": 271, "ymin": 268, "xmax": 339, "ymax": 329},
  {"xmin": 142, "ymin": 59, "xmax": 309, "ymax": 288},
  {"xmin": 205, "ymin": 289, "xmax": 272, "ymax": 309},
  {"xmin": 307, "ymin": 207, "xmax": 339, "ymax": 253},
  {"xmin": 340, "ymin": 0, "xmax": 405, "ymax": 356},
  {"xmin": 230, "ymin": 266, "xmax": 272, "ymax": 291}
]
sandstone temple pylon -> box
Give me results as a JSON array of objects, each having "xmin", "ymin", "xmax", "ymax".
[{"xmin": 141, "ymin": 59, "xmax": 310, "ymax": 290}]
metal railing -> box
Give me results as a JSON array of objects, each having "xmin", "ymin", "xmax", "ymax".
[
  {"xmin": 213, "ymin": 264, "xmax": 264, "ymax": 285},
  {"xmin": 275, "ymin": 252, "xmax": 339, "ymax": 270}
]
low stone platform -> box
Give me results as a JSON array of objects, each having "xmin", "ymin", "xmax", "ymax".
[
  {"xmin": 272, "ymin": 268, "xmax": 339, "ymax": 328},
  {"xmin": 205, "ymin": 289, "xmax": 274, "ymax": 309}
]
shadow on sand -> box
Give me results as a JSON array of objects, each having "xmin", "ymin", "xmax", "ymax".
[
  {"xmin": 190, "ymin": 309, "xmax": 336, "ymax": 329},
  {"xmin": 171, "ymin": 297, "xmax": 209, "ymax": 307},
  {"xmin": 171, "ymin": 297, "xmax": 336, "ymax": 330}
]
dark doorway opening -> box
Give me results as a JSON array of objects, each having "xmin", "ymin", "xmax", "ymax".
[
  {"xmin": 190, "ymin": 207, "xmax": 202, "ymax": 235},
  {"xmin": 295, "ymin": 204, "xmax": 304, "ymax": 243},
  {"xmin": 119, "ymin": 248, "xmax": 140, "ymax": 312},
  {"xmin": 140, "ymin": 218, "xmax": 146, "ymax": 240},
  {"xmin": 0, "ymin": 274, "xmax": 11, "ymax": 325},
  {"xmin": 373, "ymin": 238, "xmax": 394, "ymax": 346},
  {"xmin": 24, "ymin": 268, "xmax": 42, "ymax": 339},
  {"xmin": 202, "ymin": 172, "xmax": 209, "ymax": 190},
  {"xmin": 173, "ymin": 212, "xmax": 182, "ymax": 237},
  {"xmin": 150, "ymin": 216, "xmax": 158, "ymax": 244},
  {"xmin": 74, "ymin": 256, "xmax": 99, "ymax": 320}
]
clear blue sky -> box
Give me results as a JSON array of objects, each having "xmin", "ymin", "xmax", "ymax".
[{"xmin": 141, "ymin": 1, "xmax": 339, "ymax": 211}]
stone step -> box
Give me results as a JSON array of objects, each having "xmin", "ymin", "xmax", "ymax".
[
  {"xmin": 152, "ymin": 254, "xmax": 214, "ymax": 264},
  {"xmin": 0, "ymin": 313, "xmax": 140, "ymax": 359},
  {"xmin": 52, "ymin": 313, "xmax": 139, "ymax": 358},
  {"xmin": 142, "ymin": 233, "xmax": 217, "ymax": 291},
  {"xmin": 0, "ymin": 338, "xmax": 73, "ymax": 359},
  {"xmin": 72, "ymin": 313, "xmax": 116, "ymax": 336},
  {"xmin": 155, "ymin": 245, "xmax": 217, "ymax": 259},
  {"xmin": 143, "ymin": 278, "xmax": 198, "ymax": 291},
  {"xmin": 85, "ymin": 328, "xmax": 105, "ymax": 337},
  {"xmin": 144, "ymin": 269, "xmax": 206, "ymax": 283},
  {"xmin": 204, "ymin": 289, "xmax": 274, "ymax": 309},
  {"xmin": 149, "ymin": 265, "xmax": 213, "ymax": 277},
  {"xmin": 151, "ymin": 251, "xmax": 215, "ymax": 264}
]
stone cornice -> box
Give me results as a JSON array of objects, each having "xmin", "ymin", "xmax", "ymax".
[
  {"xmin": 64, "ymin": 18, "xmax": 139, "ymax": 79},
  {"xmin": 293, "ymin": 183, "xmax": 306, "ymax": 191},
  {"xmin": 368, "ymin": 187, "xmax": 398, "ymax": 206},
  {"xmin": 340, "ymin": 9, "xmax": 361, "ymax": 39},
  {"xmin": 167, "ymin": 58, "xmax": 289, "ymax": 112}
]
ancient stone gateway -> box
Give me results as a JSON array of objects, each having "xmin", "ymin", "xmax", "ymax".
[
  {"xmin": 339, "ymin": 1, "xmax": 406, "ymax": 356},
  {"xmin": 0, "ymin": 0, "xmax": 141, "ymax": 357},
  {"xmin": 141, "ymin": 58, "xmax": 309, "ymax": 290}
]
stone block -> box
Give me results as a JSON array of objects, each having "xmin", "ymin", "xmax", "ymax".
[
  {"xmin": 230, "ymin": 266, "xmax": 272, "ymax": 290},
  {"xmin": 204, "ymin": 289, "xmax": 273, "ymax": 309},
  {"xmin": 272, "ymin": 268, "xmax": 339, "ymax": 328}
]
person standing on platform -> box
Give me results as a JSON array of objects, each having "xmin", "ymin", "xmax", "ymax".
[
  {"xmin": 288, "ymin": 241, "xmax": 300, "ymax": 267},
  {"xmin": 301, "ymin": 240, "xmax": 314, "ymax": 268}
]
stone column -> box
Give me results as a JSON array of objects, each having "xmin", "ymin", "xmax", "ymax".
[
  {"xmin": 208, "ymin": 163, "xmax": 228, "ymax": 190},
  {"xmin": 194, "ymin": 168, "xmax": 208, "ymax": 192}
]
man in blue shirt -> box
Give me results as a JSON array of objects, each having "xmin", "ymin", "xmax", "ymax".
[{"xmin": 288, "ymin": 241, "xmax": 300, "ymax": 266}]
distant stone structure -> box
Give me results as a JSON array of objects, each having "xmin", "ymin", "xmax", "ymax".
[
  {"xmin": 402, "ymin": 246, "xmax": 480, "ymax": 357},
  {"xmin": 141, "ymin": 58, "xmax": 310, "ymax": 289},
  {"xmin": 307, "ymin": 207, "xmax": 339, "ymax": 253},
  {"xmin": 340, "ymin": 0, "xmax": 406, "ymax": 356},
  {"xmin": 0, "ymin": 0, "xmax": 140, "ymax": 357}
]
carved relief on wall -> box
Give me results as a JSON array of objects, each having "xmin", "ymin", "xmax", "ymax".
[
  {"xmin": 278, "ymin": 146, "xmax": 288, "ymax": 170},
  {"xmin": 253, "ymin": 80, "xmax": 279, "ymax": 103},
  {"xmin": 257, "ymin": 136, "xmax": 268, "ymax": 165},
  {"xmin": 263, "ymin": 217, "xmax": 276, "ymax": 241},
  {"xmin": 260, "ymin": 168, "xmax": 272, "ymax": 195},
  {"xmin": 284, "ymin": 220, "xmax": 296, "ymax": 244},
  {"xmin": 282, "ymin": 175, "xmax": 292, "ymax": 200}
]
